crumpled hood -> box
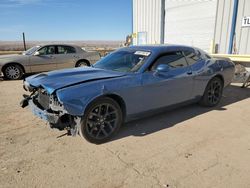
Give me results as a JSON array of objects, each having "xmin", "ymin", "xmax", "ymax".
[{"xmin": 25, "ymin": 67, "xmax": 126, "ymax": 94}]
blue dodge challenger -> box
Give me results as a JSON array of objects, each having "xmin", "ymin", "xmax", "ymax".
[{"xmin": 21, "ymin": 45, "xmax": 235, "ymax": 144}]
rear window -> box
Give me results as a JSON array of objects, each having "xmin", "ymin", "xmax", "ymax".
[
  {"xmin": 197, "ymin": 49, "xmax": 211, "ymax": 59},
  {"xmin": 57, "ymin": 46, "xmax": 76, "ymax": 54},
  {"xmin": 183, "ymin": 51, "xmax": 201, "ymax": 65}
]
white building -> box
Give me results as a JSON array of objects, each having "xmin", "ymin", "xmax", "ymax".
[{"xmin": 132, "ymin": 0, "xmax": 250, "ymax": 54}]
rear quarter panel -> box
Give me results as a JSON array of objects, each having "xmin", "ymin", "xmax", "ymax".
[
  {"xmin": 216, "ymin": 58, "xmax": 235, "ymax": 86},
  {"xmin": 190, "ymin": 58, "xmax": 234, "ymax": 98}
]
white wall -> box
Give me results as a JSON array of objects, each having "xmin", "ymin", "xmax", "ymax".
[
  {"xmin": 214, "ymin": 0, "xmax": 250, "ymax": 54},
  {"xmin": 133, "ymin": 0, "xmax": 164, "ymax": 45},
  {"xmin": 133, "ymin": 0, "xmax": 218, "ymax": 51},
  {"xmin": 164, "ymin": 0, "xmax": 217, "ymax": 51}
]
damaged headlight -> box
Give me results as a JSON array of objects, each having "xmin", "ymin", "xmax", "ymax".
[{"xmin": 49, "ymin": 94, "xmax": 66, "ymax": 113}]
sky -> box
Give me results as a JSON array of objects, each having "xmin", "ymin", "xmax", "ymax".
[{"xmin": 0, "ymin": 0, "xmax": 132, "ymax": 41}]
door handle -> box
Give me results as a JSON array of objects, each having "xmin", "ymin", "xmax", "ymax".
[{"xmin": 187, "ymin": 71, "xmax": 192, "ymax": 75}]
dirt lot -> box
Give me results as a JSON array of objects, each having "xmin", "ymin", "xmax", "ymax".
[{"xmin": 0, "ymin": 79, "xmax": 250, "ymax": 188}]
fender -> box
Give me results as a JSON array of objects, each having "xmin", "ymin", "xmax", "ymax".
[{"xmin": 55, "ymin": 77, "xmax": 131, "ymax": 116}]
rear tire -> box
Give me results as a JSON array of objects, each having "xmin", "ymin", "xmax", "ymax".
[
  {"xmin": 76, "ymin": 60, "xmax": 89, "ymax": 67},
  {"xmin": 199, "ymin": 77, "xmax": 223, "ymax": 107},
  {"xmin": 79, "ymin": 97, "xmax": 123, "ymax": 144},
  {"xmin": 3, "ymin": 64, "xmax": 23, "ymax": 80}
]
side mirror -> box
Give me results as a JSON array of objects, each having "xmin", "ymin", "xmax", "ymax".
[
  {"xmin": 34, "ymin": 51, "xmax": 40, "ymax": 56},
  {"xmin": 156, "ymin": 64, "xmax": 170, "ymax": 73}
]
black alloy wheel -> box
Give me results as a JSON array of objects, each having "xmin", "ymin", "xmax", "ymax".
[
  {"xmin": 79, "ymin": 97, "xmax": 123, "ymax": 144},
  {"xmin": 200, "ymin": 77, "xmax": 223, "ymax": 107}
]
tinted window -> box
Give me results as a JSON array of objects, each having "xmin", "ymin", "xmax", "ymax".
[
  {"xmin": 38, "ymin": 46, "xmax": 55, "ymax": 55},
  {"xmin": 57, "ymin": 46, "xmax": 76, "ymax": 54},
  {"xmin": 183, "ymin": 51, "xmax": 200, "ymax": 65},
  {"xmin": 151, "ymin": 51, "xmax": 188, "ymax": 71}
]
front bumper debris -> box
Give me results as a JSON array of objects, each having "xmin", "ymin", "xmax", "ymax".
[
  {"xmin": 29, "ymin": 99, "xmax": 60, "ymax": 124},
  {"xmin": 20, "ymin": 94, "xmax": 30, "ymax": 108},
  {"xmin": 20, "ymin": 95, "xmax": 60, "ymax": 124},
  {"xmin": 20, "ymin": 93, "xmax": 81, "ymax": 136}
]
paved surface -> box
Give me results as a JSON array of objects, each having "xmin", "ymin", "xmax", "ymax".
[{"xmin": 0, "ymin": 80, "xmax": 250, "ymax": 188}]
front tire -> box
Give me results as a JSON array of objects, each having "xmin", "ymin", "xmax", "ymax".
[
  {"xmin": 3, "ymin": 64, "xmax": 23, "ymax": 80},
  {"xmin": 79, "ymin": 97, "xmax": 123, "ymax": 144},
  {"xmin": 199, "ymin": 77, "xmax": 223, "ymax": 107}
]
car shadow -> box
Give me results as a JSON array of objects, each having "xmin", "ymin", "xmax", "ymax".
[{"xmin": 111, "ymin": 84, "xmax": 250, "ymax": 142}]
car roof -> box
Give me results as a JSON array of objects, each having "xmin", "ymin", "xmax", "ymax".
[
  {"xmin": 128, "ymin": 44, "xmax": 197, "ymax": 54},
  {"xmin": 37, "ymin": 44, "xmax": 80, "ymax": 48}
]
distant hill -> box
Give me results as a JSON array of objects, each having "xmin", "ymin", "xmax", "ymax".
[{"xmin": 0, "ymin": 40, "xmax": 124, "ymax": 51}]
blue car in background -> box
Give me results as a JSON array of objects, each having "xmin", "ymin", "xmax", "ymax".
[{"xmin": 21, "ymin": 45, "xmax": 235, "ymax": 144}]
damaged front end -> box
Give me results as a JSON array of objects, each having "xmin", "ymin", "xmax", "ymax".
[{"xmin": 20, "ymin": 82, "xmax": 81, "ymax": 136}]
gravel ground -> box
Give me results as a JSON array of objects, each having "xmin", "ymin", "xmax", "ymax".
[{"xmin": 0, "ymin": 79, "xmax": 250, "ymax": 188}]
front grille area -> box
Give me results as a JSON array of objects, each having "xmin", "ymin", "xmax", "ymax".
[{"xmin": 38, "ymin": 89, "xmax": 50, "ymax": 110}]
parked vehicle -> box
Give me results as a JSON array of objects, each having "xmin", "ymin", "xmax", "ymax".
[
  {"xmin": 21, "ymin": 45, "xmax": 235, "ymax": 144},
  {"xmin": 0, "ymin": 44, "xmax": 100, "ymax": 80}
]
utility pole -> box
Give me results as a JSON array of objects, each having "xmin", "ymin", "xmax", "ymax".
[{"xmin": 22, "ymin": 32, "xmax": 27, "ymax": 51}]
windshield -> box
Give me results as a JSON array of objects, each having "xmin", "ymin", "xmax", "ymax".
[
  {"xmin": 93, "ymin": 50, "xmax": 150, "ymax": 72},
  {"xmin": 23, "ymin": 46, "xmax": 40, "ymax": 55}
]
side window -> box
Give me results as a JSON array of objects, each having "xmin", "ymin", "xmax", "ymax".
[
  {"xmin": 57, "ymin": 46, "xmax": 76, "ymax": 54},
  {"xmin": 38, "ymin": 46, "xmax": 55, "ymax": 55},
  {"xmin": 151, "ymin": 51, "xmax": 188, "ymax": 71},
  {"xmin": 183, "ymin": 51, "xmax": 200, "ymax": 66}
]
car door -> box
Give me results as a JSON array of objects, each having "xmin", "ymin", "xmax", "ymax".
[
  {"xmin": 54, "ymin": 45, "xmax": 77, "ymax": 69},
  {"xmin": 183, "ymin": 49, "xmax": 207, "ymax": 97},
  {"xmin": 29, "ymin": 45, "xmax": 57, "ymax": 72},
  {"xmin": 140, "ymin": 51, "xmax": 194, "ymax": 111}
]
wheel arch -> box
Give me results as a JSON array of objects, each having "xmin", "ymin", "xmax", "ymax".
[
  {"xmin": 83, "ymin": 93, "xmax": 127, "ymax": 119},
  {"xmin": 2, "ymin": 62, "xmax": 26, "ymax": 73},
  {"xmin": 75, "ymin": 59, "xmax": 90, "ymax": 67},
  {"xmin": 200, "ymin": 74, "xmax": 225, "ymax": 99},
  {"xmin": 199, "ymin": 74, "xmax": 225, "ymax": 107},
  {"xmin": 213, "ymin": 74, "xmax": 224, "ymax": 87},
  {"xmin": 103, "ymin": 93, "xmax": 127, "ymax": 118}
]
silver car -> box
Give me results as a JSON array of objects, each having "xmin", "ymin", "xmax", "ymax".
[{"xmin": 0, "ymin": 44, "xmax": 100, "ymax": 80}]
